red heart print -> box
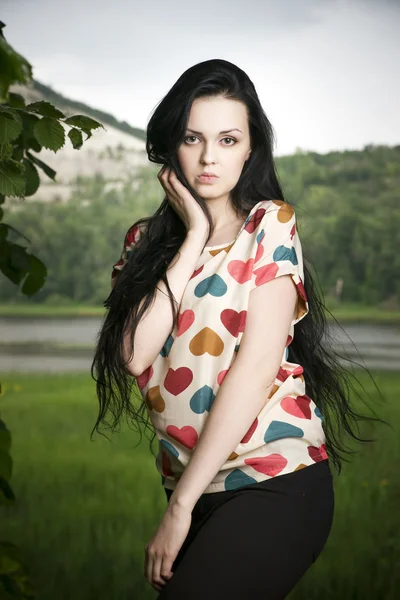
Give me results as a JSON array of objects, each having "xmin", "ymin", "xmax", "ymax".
[
  {"xmin": 161, "ymin": 451, "xmax": 174, "ymax": 476},
  {"xmin": 244, "ymin": 207, "xmax": 267, "ymax": 233},
  {"xmin": 228, "ymin": 258, "xmax": 255, "ymax": 284},
  {"xmin": 281, "ymin": 394, "xmax": 312, "ymax": 419},
  {"xmin": 241, "ymin": 418, "xmax": 258, "ymax": 443},
  {"xmin": 245, "ymin": 453, "xmax": 287, "ymax": 476},
  {"xmin": 220, "ymin": 309, "xmax": 247, "ymax": 337},
  {"xmin": 164, "ymin": 367, "xmax": 193, "ymax": 396},
  {"xmin": 177, "ymin": 310, "xmax": 195, "ymax": 336},
  {"xmin": 308, "ymin": 443, "xmax": 328, "ymax": 462},
  {"xmin": 277, "ymin": 365, "xmax": 304, "ymax": 383},
  {"xmin": 217, "ymin": 368, "xmax": 230, "ymax": 386},
  {"xmin": 253, "ymin": 262, "xmax": 280, "ymax": 286},
  {"xmin": 190, "ymin": 264, "xmax": 204, "ymax": 280},
  {"xmin": 166, "ymin": 425, "xmax": 198, "ymax": 450},
  {"xmin": 136, "ymin": 365, "xmax": 153, "ymax": 389}
]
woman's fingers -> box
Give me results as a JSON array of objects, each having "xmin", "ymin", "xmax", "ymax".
[
  {"xmin": 159, "ymin": 166, "xmax": 179, "ymax": 203},
  {"xmin": 145, "ymin": 547, "xmax": 153, "ymax": 587},
  {"xmin": 161, "ymin": 561, "xmax": 174, "ymax": 581},
  {"xmin": 145, "ymin": 546, "xmax": 169, "ymax": 593},
  {"xmin": 152, "ymin": 553, "xmax": 164, "ymax": 588},
  {"xmin": 158, "ymin": 166, "xmax": 172, "ymax": 195}
]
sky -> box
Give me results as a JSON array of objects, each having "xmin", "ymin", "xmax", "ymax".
[{"xmin": 2, "ymin": 0, "xmax": 399, "ymax": 156}]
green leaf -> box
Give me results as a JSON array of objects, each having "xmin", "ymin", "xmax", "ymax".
[
  {"xmin": 26, "ymin": 150, "xmax": 57, "ymax": 181},
  {"xmin": 20, "ymin": 111, "xmax": 42, "ymax": 152},
  {"xmin": 7, "ymin": 92, "xmax": 26, "ymax": 109},
  {"xmin": 10, "ymin": 244, "xmax": 31, "ymax": 272},
  {"xmin": 64, "ymin": 114, "xmax": 104, "ymax": 132},
  {"xmin": 22, "ymin": 157, "xmax": 40, "ymax": 196},
  {"xmin": 26, "ymin": 100, "xmax": 66, "ymax": 119},
  {"xmin": 0, "ymin": 223, "xmax": 31, "ymax": 243},
  {"xmin": 0, "ymin": 33, "xmax": 33, "ymax": 103},
  {"xmin": 68, "ymin": 127, "xmax": 83, "ymax": 149},
  {"xmin": 21, "ymin": 253, "xmax": 47, "ymax": 296},
  {"xmin": 0, "ymin": 159, "xmax": 25, "ymax": 197},
  {"xmin": 12, "ymin": 141, "xmax": 24, "ymax": 161},
  {"xmin": 0, "ymin": 243, "xmax": 47, "ymax": 293},
  {"xmin": 0, "ymin": 110, "xmax": 22, "ymax": 144},
  {"xmin": 0, "ymin": 143, "xmax": 13, "ymax": 160},
  {"xmin": 81, "ymin": 128, "xmax": 92, "ymax": 141},
  {"xmin": 33, "ymin": 117, "xmax": 65, "ymax": 152},
  {"xmin": 0, "ymin": 106, "xmax": 15, "ymax": 114},
  {"xmin": 0, "ymin": 242, "xmax": 20, "ymax": 284}
]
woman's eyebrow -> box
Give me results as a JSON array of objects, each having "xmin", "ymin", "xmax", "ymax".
[{"xmin": 186, "ymin": 128, "xmax": 243, "ymax": 135}]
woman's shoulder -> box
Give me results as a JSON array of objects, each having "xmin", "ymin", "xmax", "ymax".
[
  {"xmin": 260, "ymin": 199, "xmax": 296, "ymax": 216},
  {"xmin": 250, "ymin": 200, "xmax": 297, "ymax": 232},
  {"xmin": 123, "ymin": 220, "xmax": 148, "ymax": 246}
]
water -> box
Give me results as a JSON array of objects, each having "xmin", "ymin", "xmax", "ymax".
[{"xmin": 0, "ymin": 317, "xmax": 399, "ymax": 372}]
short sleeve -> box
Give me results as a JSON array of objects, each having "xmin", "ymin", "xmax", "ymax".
[
  {"xmin": 250, "ymin": 201, "xmax": 309, "ymax": 324},
  {"xmin": 111, "ymin": 222, "xmax": 145, "ymax": 285}
]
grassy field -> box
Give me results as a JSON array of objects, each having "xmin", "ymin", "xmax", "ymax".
[
  {"xmin": 0, "ymin": 370, "xmax": 399, "ymax": 599},
  {"xmin": 1, "ymin": 301, "xmax": 400, "ymax": 323}
]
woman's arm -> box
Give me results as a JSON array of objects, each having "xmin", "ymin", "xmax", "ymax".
[
  {"xmin": 121, "ymin": 229, "xmax": 207, "ymax": 376},
  {"xmin": 167, "ymin": 273, "xmax": 298, "ymax": 511}
]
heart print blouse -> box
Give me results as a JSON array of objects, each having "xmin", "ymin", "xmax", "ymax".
[{"xmin": 111, "ymin": 199, "xmax": 328, "ymax": 493}]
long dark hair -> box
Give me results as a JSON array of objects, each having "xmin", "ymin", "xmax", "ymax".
[{"xmin": 90, "ymin": 58, "xmax": 391, "ymax": 475}]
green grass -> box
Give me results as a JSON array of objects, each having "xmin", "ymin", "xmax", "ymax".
[
  {"xmin": 0, "ymin": 371, "xmax": 399, "ymax": 599},
  {"xmin": 1, "ymin": 301, "xmax": 400, "ymax": 323},
  {"xmin": 0, "ymin": 304, "xmax": 105, "ymax": 318}
]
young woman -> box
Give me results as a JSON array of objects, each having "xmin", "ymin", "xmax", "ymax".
[{"xmin": 91, "ymin": 59, "xmax": 388, "ymax": 598}]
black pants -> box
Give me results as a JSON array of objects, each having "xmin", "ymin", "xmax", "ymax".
[{"xmin": 158, "ymin": 459, "xmax": 334, "ymax": 599}]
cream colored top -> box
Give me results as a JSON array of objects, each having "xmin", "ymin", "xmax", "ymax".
[{"xmin": 112, "ymin": 200, "xmax": 327, "ymax": 493}]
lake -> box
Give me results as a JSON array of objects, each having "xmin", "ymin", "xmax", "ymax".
[{"xmin": 0, "ymin": 317, "xmax": 399, "ymax": 372}]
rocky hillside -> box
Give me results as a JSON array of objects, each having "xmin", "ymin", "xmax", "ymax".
[{"xmin": 8, "ymin": 79, "xmax": 149, "ymax": 203}]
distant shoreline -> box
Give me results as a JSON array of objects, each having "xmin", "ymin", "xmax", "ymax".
[{"xmin": 0, "ymin": 302, "xmax": 399, "ymax": 324}]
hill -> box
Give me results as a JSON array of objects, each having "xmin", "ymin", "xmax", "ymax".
[{"xmin": 8, "ymin": 79, "xmax": 149, "ymax": 203}]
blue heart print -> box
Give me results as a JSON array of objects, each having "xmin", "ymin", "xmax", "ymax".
[
  {"xmin": 256, "ymin": 229, "xmax": 265, "ymax": 244},
  {"xmin": 224, "ymin": 469, "xmax": 258, "ymax": 491},
  {"xmin": 314, "ymin": 406, "xmax": 324, "ymax": 422},
  {"xmin": 160, "ymin": 334, "xmax": 174, "ymax": 357},
  {"xmin": 273, "ymin": 245, "xmax": 298, "ymax": 265},
  {"xmin": 190, "ymin": 385, "xmax": 216, "ymax": 414},
  {"xmin": 194, "ymin": 274, "xmax": 227, "ymax": 298},
  {"xmin": 160, "ymin": 439, "xmax": 179, "ymax": 457},
  {"xmin": 264, "ymin": 420, "xmax": 304, "ymax": 443}
]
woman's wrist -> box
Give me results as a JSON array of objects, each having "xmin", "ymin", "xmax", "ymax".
[
  {"xmin": 167, "ymin": 492, "xmax": 195, "ymax": 514},
  {"xmin": 187, "ymin": 228, "xmax": 209, "ymax": 248}
]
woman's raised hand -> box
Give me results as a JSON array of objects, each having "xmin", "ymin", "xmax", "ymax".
[{"xmin": 158, "ymin": 165, "xmax": 209, "ymax": 242}]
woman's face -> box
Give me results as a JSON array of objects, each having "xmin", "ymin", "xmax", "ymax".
[{"xmin": 177, "ymin": 96, "xmax": 252, "ymax": 203}]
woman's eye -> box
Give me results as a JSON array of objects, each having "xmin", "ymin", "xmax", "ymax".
[
  {"xmin": 222, "ymin": 137, "xmax": 236, "ymax": 145},
  {"xmin": 184, "ymin": 136, "xmax": 236, "ymax": 145}
]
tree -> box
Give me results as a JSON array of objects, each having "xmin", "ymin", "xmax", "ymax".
[{"xmin": 0, "ymin": 20, "xmax": 104, "ymax": 598}]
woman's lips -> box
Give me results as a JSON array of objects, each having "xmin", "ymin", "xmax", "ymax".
[{"xmin": 198, "ymin": 174, "xmax": 219, "ymax": 183}]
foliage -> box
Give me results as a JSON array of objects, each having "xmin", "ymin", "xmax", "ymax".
[
  {"xmin": 0, "ymin": 371, "xmax": 399, "ymax": 599},
  {"xmin": 0, "ymin": 20, "xmax": 104, "ymax": 598},
  {"xmin": 0, "ymin": 20, "xmax": 104, "ymax": 299},
  {"xmin": 2, "ymin": 144, "xmax": 400, "ymax": 307}
]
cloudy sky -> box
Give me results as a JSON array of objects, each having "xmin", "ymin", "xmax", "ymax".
[{"xmin": 2, "ymin": 0, "xmax": 399, "ymax": 155}]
